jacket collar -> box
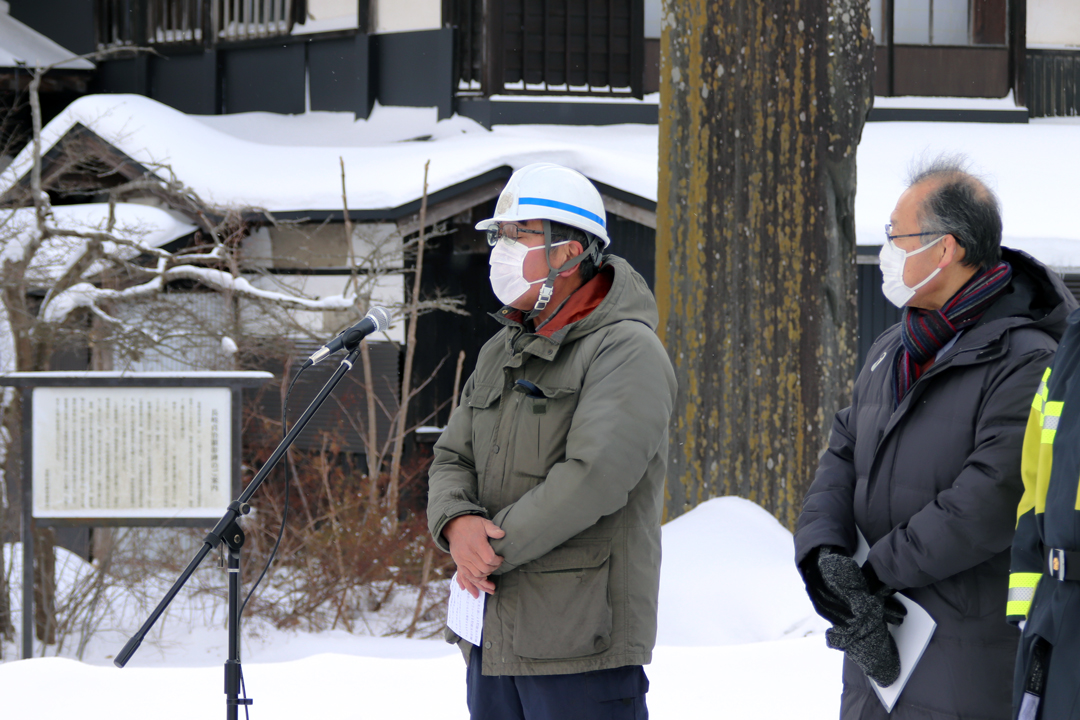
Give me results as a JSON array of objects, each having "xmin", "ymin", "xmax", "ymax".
[{"xmin": 488, "ymin": 255, "xmax": 655, "ymax": 362}]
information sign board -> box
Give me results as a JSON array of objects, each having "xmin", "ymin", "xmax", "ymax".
[{"xmin": 32, "ymin": 387, "xmax": 232, "ymax": 519}]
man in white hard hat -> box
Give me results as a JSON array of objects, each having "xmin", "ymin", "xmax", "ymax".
[{"xmin": 428, "ymin": 162, "xmax": 677, "ymax": 719}]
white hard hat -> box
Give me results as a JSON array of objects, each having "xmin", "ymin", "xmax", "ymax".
[{"xmin": 475, "ymin": 163, "xmax": 610, "ymax": 247}]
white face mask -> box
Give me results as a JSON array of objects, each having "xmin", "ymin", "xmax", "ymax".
[
  {"xmin": 488, "ymin": 238, "xmax": 569, "ymax": 307},
  {"xmin": 879, "ymin": 234, "xmax": 945, "ymax": 307}
]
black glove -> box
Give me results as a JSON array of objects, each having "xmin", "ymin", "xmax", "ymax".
[
  {"xmin": 799, "ymin": 546, "xmax": 855, "ymax": 627},
  {"xmin": 817, "ymin": 548, "xmax": 903, "ymax": 686}
]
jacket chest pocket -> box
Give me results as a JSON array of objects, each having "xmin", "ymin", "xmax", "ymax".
[
  {"xmin": 513, "ymin": 539, "xmax": 612, "ymax": 659},
  {"xmin": 515, "ymin": 384, "xmax": 580, "ymax": 478},
  {"xmin": 466, "ymin": 383, "xmax": 503, "ymax": 491}
]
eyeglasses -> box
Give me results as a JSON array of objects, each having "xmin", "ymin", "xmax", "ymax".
[
  {"xmin": 884, "ymin": 223, "xmax": 941, "ymax": 248},
  {"xmin": 486, "ymin": 223, "xmax": 545, "ymax": 247}
]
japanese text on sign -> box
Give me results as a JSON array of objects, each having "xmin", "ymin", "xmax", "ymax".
[{"xmin": 32, "ymin": 387, "xmax": 231, "ymax": 518}]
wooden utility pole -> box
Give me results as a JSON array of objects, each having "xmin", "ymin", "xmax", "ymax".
[{"xmin": 657, "ymin": 0, "xmax": 874, "ymax": 529}]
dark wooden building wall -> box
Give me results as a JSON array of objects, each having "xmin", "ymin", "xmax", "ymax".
[
  {"xmin": 856, "ymin": 261, "xmax": 902, "ymax": 371},
  {"xmin": 221, "ymin": 43, "xmax": 308, "ymax": 114},
  {"xmin": 412, "ymin": 204, "xmax": 504, "ymax": 433},
  {"xmin": 308, "ymin": 34, "xmax": 374, "ymax": 115},
  {"xmin": 149, "ymin": 50, "xmax": 220, "ymax": 115},
  {"xmin": 888, "ymin": 46, "xmax": 1010, "ymax": 98},
  {"xmin": 608, "ymin": 214, "xmax": 655, "ymax": 289},
  {"xmin": 250, "ymin": 340, "xmax": 400, "ymax": 456},
  {"xmin": 9, "ymin": 0, "xmax": 96, "ymax": 55},
  {"xmin": 371, "ymin": 29, "xmax": 455, "ymax": 119},
  {"xmin": 643, "ymin": 37, "xmax": 659, "ymax": 94},
  {"xmin": 8, "ymin": 3, "xmax": 458, "ymax": 120}
]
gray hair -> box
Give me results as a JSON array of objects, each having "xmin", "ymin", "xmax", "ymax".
[{"xmin": 906, "ymin": 154, "xmax": 1002, "ymax": 270}]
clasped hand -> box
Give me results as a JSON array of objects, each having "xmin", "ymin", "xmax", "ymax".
[
  {"xmin": 443, "ymin": 515, "xmax": 506, "ymax": 598},
  {"xmin": 804, "ymin": 546, "xmax": 907, "ymax": 687}
]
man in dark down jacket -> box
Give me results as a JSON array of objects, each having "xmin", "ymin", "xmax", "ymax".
[{"xmin": 794, "ymin": 156, "xmax": 1074, "ymax": 720}]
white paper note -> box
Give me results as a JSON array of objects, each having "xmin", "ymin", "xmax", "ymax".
[
  {"xmin": 854, "ymin": 531, "xmax": 937, "ymax": 713},
  {"xmin": 447, "ymin": 573, "xmax": 486, "ymax": 646}
]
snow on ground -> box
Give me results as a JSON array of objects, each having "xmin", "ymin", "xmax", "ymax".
[
  {"xmin": 657, "ymin": 496, "xmax": 826, "ymax": 645},
  {"xmin": 871, "ymin": 92, "xmax": 1020, "ymax": 110},
  {"xmin": 0, "ymin": 497, "xmax": 843, "ymax": 719}
]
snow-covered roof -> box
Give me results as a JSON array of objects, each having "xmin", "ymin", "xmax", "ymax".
[
  {"xmin": 0, "ymin": 94, "xmax": 657, "ymax": 214},
  {"xmin": 0, "ymin": 4, "xmax": 94, "ymax": 70}
]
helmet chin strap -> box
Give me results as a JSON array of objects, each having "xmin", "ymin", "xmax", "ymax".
[{"xmin": 526, "ymin": 220, "xmax": 600, "ymax": 321}]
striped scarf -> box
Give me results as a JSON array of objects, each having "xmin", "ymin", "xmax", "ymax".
[{"xmin": 894, "ymin": 261, "xmax": 1013, "ymax": 403}]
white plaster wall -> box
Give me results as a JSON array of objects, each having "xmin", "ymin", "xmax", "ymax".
[
  {"xmin": 372, "ymin": 0, "xmax": 441, "ymax": 33},
  {"xmin": 1028, "ymin": 0, "xmax": 1080, "ymax": 47}
]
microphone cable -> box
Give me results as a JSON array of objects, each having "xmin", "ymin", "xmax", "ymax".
[
  {"xmin": 233, "ymin": 359, "xmax": 306, "ymax": 719},
  {"xmin": 239, "ymin": 363, "xmax": 303, "ymax": 619}
]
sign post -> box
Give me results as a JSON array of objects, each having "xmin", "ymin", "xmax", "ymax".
[{"xmin": 0, "ymin": 371, "xmax": 272, "ymax": 660}]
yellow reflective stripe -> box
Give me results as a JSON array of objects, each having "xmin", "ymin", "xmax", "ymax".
[
  {"xmin": 1042, "ymin": 400, "xmax": 1064, "ymax": 444},
  {"xmin": 1020, "ymin": 406, "xmax": 1047, "ymax": 519},
  {"xmin": 1006, "ymin": 600, "xmax": 1034, "ymax": 618},
  {"xmin": 1033, "ymin": 387, "xmax": 1046, "ymax": 411},
  {"xmin": 1044, "ymin": 401, "xmax": 1063, "ymax": 420},
  {"xmin": 1009, "ymin": 572, "xmax": 1041, "ymax": 590},
  {"xmin": 1006, "ymin": 573, "xmax": 1042, "ymax": 619}
]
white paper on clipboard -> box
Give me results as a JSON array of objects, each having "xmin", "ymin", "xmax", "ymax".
[
  {"xmin": 447, "ymin": 573, "xmax": 486, "ymax": 646},
  {"xmin": 854, "ymin": 530, "xmax": 937, "ymax": 713}
]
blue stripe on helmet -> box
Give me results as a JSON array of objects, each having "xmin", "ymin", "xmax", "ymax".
[{"xmin": 518, "ymin": 197, "xmax": 606, "ymax": 229}]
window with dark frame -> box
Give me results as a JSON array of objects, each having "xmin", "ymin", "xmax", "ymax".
[{"xmin": 450, "ymin": 0, "xmax": 644, "ymax": 98}]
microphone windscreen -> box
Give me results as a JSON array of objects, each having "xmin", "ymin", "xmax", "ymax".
[{"xmin": 367, "ymin": 306, "xmax": 392, "ymax": 333}]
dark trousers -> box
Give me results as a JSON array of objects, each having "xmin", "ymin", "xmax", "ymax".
[{"xmin": 466, "ymin": 645, "xmax": 649, "ymax": 720}]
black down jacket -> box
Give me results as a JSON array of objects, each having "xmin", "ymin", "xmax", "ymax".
[{"xmin": 794, "ymin": 248, "xmax": 1074, "ymax": 720}]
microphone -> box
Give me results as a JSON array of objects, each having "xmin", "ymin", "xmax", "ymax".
[{"xmin": 303, "ymin": 306, "xmax": 392, "ymax": 368}]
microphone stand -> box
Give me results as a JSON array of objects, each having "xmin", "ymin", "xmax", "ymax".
[{"xmin": 114, "ymin": 342, "xmax": 368, "ymax": 719}]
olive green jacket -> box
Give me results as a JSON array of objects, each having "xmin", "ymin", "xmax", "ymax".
[{"xmin": 427, "ymin": 255, "xmax": 676, "ymax": 676}]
